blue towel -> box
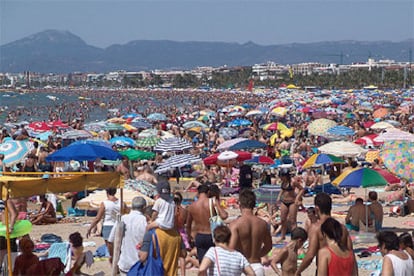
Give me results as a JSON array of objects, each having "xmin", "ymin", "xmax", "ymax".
[{"xmin": 48, "ymin": 242, "xmax": 70, "ymax": 264}]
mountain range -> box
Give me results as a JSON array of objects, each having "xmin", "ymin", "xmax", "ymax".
[{"xmin": 1, "ymin": 30, "xmax": 413, "ymax": 73}]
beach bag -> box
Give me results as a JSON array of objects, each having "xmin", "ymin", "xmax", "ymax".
[
  {"xmin": 127, "ymin": 229, "xmax": 164, "ymax": 276},
  {"xmin": 209, "ymin": 198, "xmax": 224, "ymax": 238}
]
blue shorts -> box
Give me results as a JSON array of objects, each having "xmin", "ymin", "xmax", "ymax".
[{"xmin": 101, "ymin": 225, "xmax": 114, "ymax": 240}]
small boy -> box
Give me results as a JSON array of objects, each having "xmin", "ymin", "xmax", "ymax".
[
  {"xmin": 13, "ymin": 237, "xmax": 39, "ymax": 275},
  {"xmin": 146, "ymin": 180, "xmax": 175, "ymax": 230},
  {"xmin": 270, "ymin": 227, "xmax": 308, "ymax": 275}
]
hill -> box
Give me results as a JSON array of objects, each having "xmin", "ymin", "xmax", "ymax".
[{"xmin": 1, "ymin": 30, "xmax": 413, "ymax": 73}]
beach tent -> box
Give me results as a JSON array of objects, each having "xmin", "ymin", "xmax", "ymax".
[{"xmin": 0, "ymin": 172, "xmax": 123, "ymax": 275}]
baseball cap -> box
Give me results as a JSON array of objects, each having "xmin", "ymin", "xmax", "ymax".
[{"xmin": 156, "ymin": 181, "xmax": 172, "ymax": 201}]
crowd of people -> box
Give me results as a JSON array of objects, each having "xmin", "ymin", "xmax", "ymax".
[{"xmin": 0, "ymin": 87, "xmax": 414, "ymax": 275}]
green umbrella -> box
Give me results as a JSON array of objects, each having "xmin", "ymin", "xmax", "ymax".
[
  {"xmin": 136, "ymin": 136, "xmax": 161, "ymax": 148},
  {"xmin": 119, "ymin": 148, "xmax": 155, "ymax": 161}
]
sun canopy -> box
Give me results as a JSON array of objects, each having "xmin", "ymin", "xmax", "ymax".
[{"xmin": 1, "ymin": 172, "xmax": 122, "ymax": 198}]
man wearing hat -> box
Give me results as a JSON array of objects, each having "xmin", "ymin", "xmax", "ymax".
[{"xmin": 147, "ymin": 180, "xmax": 175, "ymax": 230}]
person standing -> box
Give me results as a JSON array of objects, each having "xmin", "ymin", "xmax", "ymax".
[
  {"xmin": 368, "ymin": 191, "xmax": 383, "ymax": 231},
  {"xmin": 198, "ymin": 225, "xmax": 255, "ymax": 276},
  {"xmin": 317, "ymin": 218, "xmax": 357, "ymax": 276},
  {"xmin": 229, "ymin": 189, "xmax": 272, "ymax": 276},
  {"xmin": 377, "ymin": 231, "xmax": 413, "ymax": 276},
  {"xmin": 86, "ymin": 188, "xmax": 125, "ymax": 264},
  {"xmin": 110, "ymin": 196, "xmax": 148, "ymax": 275},
  {"xmin": 296, "ymin": 192, "xmax": 355, "ymax": 276},
  {"xmin": 186, "ymin": 184, "xmax": 227, "ymax": 262}
]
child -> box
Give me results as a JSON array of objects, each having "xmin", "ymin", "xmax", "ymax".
[
  {"xmin": 13, "ymin": 237, "xmax": 39, "ymax": 275},
  {"xmin": 68, "ymin": 232, "xmax": 85, "ymax": 275},
  {"xmin": 270, "ymin": 227, "xmax": 308, "ymax": 275},
  {"xmin": 147, "ymin": 181, "xmax": 175, "ymax": 230}
]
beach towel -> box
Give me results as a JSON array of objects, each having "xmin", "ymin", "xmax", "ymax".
[{"xmin": 48, "ymin": 242, "xmax": 70, "ymax": 268}]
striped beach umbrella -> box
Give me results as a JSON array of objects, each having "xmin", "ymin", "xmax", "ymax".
[
  {"xmin": 0, "ymin": 140, "xmax": 33, "ymax": 166},
  {"xmin": 136, "ymin": 136, "xmax": 161, "ymax": 148},
  {"xmin": 153, "ymin": 137, "xmax": 193, "ymax": 152},
  {"xmin": 302, "ymin": 153, "xmax": 345, "ymax": 169},
  {"xmin": 326, "ymin": 125, "xmax": 355, "ymax": 137},
  {"xmin": 332, "ymin": 167, "xmax": 387, "ymax": 188},
  {"xmin": 154, "ymin": 154, "xmax": 201, "ymax": 174}
]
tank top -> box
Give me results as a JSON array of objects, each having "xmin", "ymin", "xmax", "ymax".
[
  {"xmin": 103, "ymin": 200, "xmax": 120, "ymax": 226},
  {"xmin": 326, "ymin": 246, "xmax": 354, "ymax": 276},
  {"xmin": 385, "ymin": 251, "xmax": 413, "ymax": 276}
]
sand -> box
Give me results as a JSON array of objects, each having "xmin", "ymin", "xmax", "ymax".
[{"xmin": 25, "ymin": 183, "xmax": 414, "ymax": 276}]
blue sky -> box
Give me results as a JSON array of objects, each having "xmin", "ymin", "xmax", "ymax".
[{"xmin": 1, "ymin": 0, "xmax": 413, "ymax": 48}]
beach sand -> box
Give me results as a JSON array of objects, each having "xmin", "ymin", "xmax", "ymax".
[{"xmin": 26, "ymin": 183, "xmax": 414, "ymax": 276}]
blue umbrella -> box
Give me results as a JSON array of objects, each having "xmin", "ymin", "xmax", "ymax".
[
  {"xmin": 227, "ymin": 118, "xmax": 252, "ymax": 127},
  {"xmin": 326, "ymin": 125, "xmax": 355, "ymax": 136},
  {"xmin": 229, "ymin": 139, "xmax": 267, "ymax": 150},
  {"xmin": 46, "ymin": 143, "xmax": 122, "ymax": 161},
  {"xmin": 0, "ymin": 140, "xmax": 33, "ymax": 166},
  {"xmin": 109, "ymin": 136, "xmax": 136, "ymax": 147},
  {"xmin": 219, "ymin": 127, "xmax": 239, "ymax": 139},
  {"xmin": 70, "ymin": 139, "xmax": 112, "ymax": 148},
  {"xmin": 129, "ymin": 120, "xmax": 152, "ymax": 129},
  {"xmin": 147, "ymin": 113, "xmax": 167, "ymax": 121},
  {"xmin": 122, "ymin": 113, "xmax": 142, "ymax": 119},
  {"xmin": 183, "ymin": 121, "xmax": 209, "ymax": 129}
]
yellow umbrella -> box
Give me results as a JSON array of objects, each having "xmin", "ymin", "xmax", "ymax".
[
  {"xmin": 270, "ymin": 107, "xmax": 288, "ymax": 116},
  {"xmin": 270, "ymin": 128, "xmax": 294, "ymax": 146},
  {"xmin": 122, "ymin": 123, "xmax": 137, "ymax": 131},
  {"xmin": 107, "ymin": 117, "xmax": 126, "ymax": 124},
  {"xmin": 286, "ymin": 84, "xmax": 298, "ymax": 89}
]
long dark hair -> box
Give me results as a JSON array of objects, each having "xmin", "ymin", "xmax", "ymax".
[{"xmin": 321, "ymin": 217, "xmax": 346, "ymax": 251}]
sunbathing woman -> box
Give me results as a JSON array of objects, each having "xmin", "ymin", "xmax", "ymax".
[{"xmin": 30, "ymin": 195, "xmax": 57, "ymax": 225}]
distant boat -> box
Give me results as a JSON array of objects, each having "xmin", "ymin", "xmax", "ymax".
[{"xmin": 46, "ymin": 95, "xmax": 58, "ymax": 101}]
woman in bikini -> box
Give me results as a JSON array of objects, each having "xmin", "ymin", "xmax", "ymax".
[{"xmin": 277, "ymin": 168, "xmax": 304, "ymax": 241}]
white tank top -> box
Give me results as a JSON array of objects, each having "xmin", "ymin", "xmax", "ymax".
[
  {"xmin": 385, "ymin": 251, "xmax": 413, "ymax": 276},
  {"xmin": 103, "ymin": 200, "xmax": 120, "ymax": 226}
]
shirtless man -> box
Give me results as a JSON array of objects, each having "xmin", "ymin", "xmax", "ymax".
[
  {"xmin": 368, "ymin": 191, "xmax": 383, "ymax": 231},
  {"xmin": 345, "ymin": 197, "xmax": 370, "ymax": 231},
  {"xmin": 295, "ymin": 192, "xmax": 355, "ymax": 276},
  {"xmin": 229, "ymin": 189, "xmax": 273, "ymax": 276},
  {"xmin": 136, "ymin": 165, "xmax": 158, "ymax": 185},
  {"xmin": 186, "ymin": 184, "xmax": 228, "ymax": 262}
]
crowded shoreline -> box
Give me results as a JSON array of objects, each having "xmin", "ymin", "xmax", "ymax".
[{"xmin": 1, "ymin": 86, "xmax": 414, "ymax": 275}]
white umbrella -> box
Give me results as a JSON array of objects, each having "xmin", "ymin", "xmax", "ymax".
[
  {"xmin": 374, "ymin": 128, "xmax": 414, "ymax": 142},
  {"xmin": 217, "ymin": 137, "xmax": 248, "ymax": 151},
  {"xmin": 154, "ymin": 154, "xmax": 201, "ymax": 174},
  {"xmin": 318, "ymin": 141, "xmax": 367, "ymax": 157},
  {"xmin": 154, "ymin": 137, "xmax": 193, "ymax": 152}
]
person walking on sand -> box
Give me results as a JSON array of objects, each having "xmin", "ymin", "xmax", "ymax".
[
  {"xmin": 229, "ymin": 189, "xmax": 272, "ymax": 276},
  {"xmin": 186, "ymin": 184, "xmax": 228, "ymax": 262},
  {"xmin": 295, "ymin": 192, "xmax": 355, "ymax": 276}
]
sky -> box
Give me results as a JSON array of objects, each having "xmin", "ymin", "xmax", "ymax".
[{"xmin": 1, "ymin": 0, "xmax": 413, "ymax": 48}]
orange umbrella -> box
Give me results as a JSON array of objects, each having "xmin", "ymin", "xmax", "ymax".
[{"xmin": 373, "ymin": 108, "xmax": 388, "ymax": 118}]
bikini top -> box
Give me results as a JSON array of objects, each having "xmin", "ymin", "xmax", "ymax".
[{"xmin": 281, "ymin": 181, "xmax": 294, "ymax": 192}]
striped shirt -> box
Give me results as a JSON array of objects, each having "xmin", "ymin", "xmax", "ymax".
[{"xmin": 204, "ymin": 246, "xmax": 250, "ymax": 276}]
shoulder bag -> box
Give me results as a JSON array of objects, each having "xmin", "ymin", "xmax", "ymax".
[{"xmin": 209, "ymin": 198, "xmax": 224, "ymax": 238}]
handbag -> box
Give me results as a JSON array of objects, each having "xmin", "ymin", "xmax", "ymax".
[
  {"xmin": 209, "ymin": 198, "xmax": 224, "ymax": 237},
  {"xmin": 127, "ymin": 229, "xmax": 164, "ymax": 276}
]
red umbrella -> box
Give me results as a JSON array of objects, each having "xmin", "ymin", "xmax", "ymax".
[
  {"xmin": 28, "ymin": 121, "xmax": 51, "ymax": 132},
  {"xmin": 354, "ymin": 134, "xmax": 383, "ymax": 147},
  {"xmin": 47, "ymin": 120, "xmax": 70, "ymax": 129},
  {"xmin": 203, "ymin": 151, "xmax": 252, "ymax": 166},
  {"xmin": 244, "ymin": 155, "xmax": 275, "ymax": 165},
  {"xmin": 373, "ymin": 168, "xmax": 400, "ymax": 184},
  {"xmin": 363, "ymin": 121, "xmax": 375, "ymax": 129}
]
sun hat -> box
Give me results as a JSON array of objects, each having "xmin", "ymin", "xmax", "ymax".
[{"xmin": 156, "ymin": 181, "xmax": 172, "ymax": 201}]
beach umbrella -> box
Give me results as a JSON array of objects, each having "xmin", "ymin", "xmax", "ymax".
[
  {"xmin": 121, "ymin": 123, "xmax": 137, "ymax": 132},
  {"xmin": 197, "ymin": 115, "xmax": 210, "ymax": 122},
  {"xmin": 370, "ymin": 121, "xmax": 395, "ymax": 130},
  {"xmin": 83, "ymin": 122, "xmax": 107, "ymax": 132},
  {"xmin": 318, "ymin": 141, "xmax": 367, "ymax": 157},
  {"xmin": 261, "ymin": 122, "xmax": 288, "ymax": 131},
  {"xmin": 147, "ymin": 113, "xmax": 167, "ymax": 121},
  {"xmin": 70, "ymin": 139, "xmax": 112, "ymax": 148},
  {"xmin": 269, "ymin": 129, "xmax": 294, "ymax": 146},
  {"xmin": 373, "ymin": 168, "xmax": 401, "ymax": 184},
  {"xmin": 302, "ymin": 153, "xmax": 345, "ymax": 169},
  {"xmin": 203, "ymin": 150, "xmax": 252, "ymax": 166},
  {"xmin": 61, "ymin": 129, "xmax": 94, "ymax": 139},
  {"xmin": 354, "ymin": 134, "xmax": 383, "ymax": 147},
  {"xmin": 183, "ymin": 121, "xmax": 209, "ymax": 129},
  {"xmin": 136, "ymin": 136, "xmax": 161, "ymax": 148},
  {"xmin": 244, "ymin": 155, "xmax": 275, "ymax": 165},
  {"xmin": 269, "ymin": 107, "xmax": 287, "ymax": 116},
  {"xmin": 137, "ymin": 129, "xmax": 174, "ymax": 139},
  {"xmin": 46, "ymin": 143, "xmax": 122, "ymax": 162},
  {"xmin": 227, "ymin": 118, "xmax": 252, "ymax": 127},
  {"xmin": 326, "ymin": 125, "xmax": 355, "ymax": 137},
  {"xmin": 119, "ymin": 149, "xmax": 155, "ymax": 161},
  {"xmin": 380, "ymin": 141, "xmax": 414, "ymax": 182},
  {"xmin": 47, "ymin": 120, "xmax": 70, "ymax": 130},
  {"xmin": 228, "ymin": 139, "xmax": 267, "ymax": 151},
  {"xmin": 332, "ymin": 167, "xmax": 388, "ymax": 188},
  {"xmin": 365, "ymin": 150, "xmax": 381, "ymax": 164},
  {"xmin": 217, "ymin": 137, "xmax": 248, "ymax": 151},
  {"xmin": 218, "ymin": 127, "xmax": 239, "ymax": 140},
  {"xmin": 122, "ymin": 113, "xmax": 142, "ymax": 119},
  {"xmin": 128, "ymin": 120, "xmax": 152, "ymax": 129},
  {"xmin": 372, "ymin": 108, "xmax": 389, "ymax": 119},
  {"xmin": 27, "ymin": 121, "xmax": 51, "ymax": 132},
  {"xmin": 307, "ymin": 119, "xmax": 337, "ymax": 136},
  {"xmin": 103, "ymin": 123, "xmax": 125, "ymax": 132},
  {"xmin": 0, "ymin": 140, "xmax": 33, "ymax": 166},
  {"xmin": 245, "ymin": 110, "xmax": 264, "ymax": 117},
  {"xmin": 109, "ymin": 136, "xmax": 136, "ymax": 147},
  {"xmin": 153, "ymin": 137, "xmax": 193, "ymax": 152},
  {"xmin": 154, "ymin": 154, "xmax": 201, "ymax": 174},
  {"xmin": 374, "ymin": 128, "xmax": 414, "ymax": 143}
]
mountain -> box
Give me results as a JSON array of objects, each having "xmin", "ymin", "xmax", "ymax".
[{"xmin": 1, "ymin": 30, "xmax": 413, "ymax": 73}]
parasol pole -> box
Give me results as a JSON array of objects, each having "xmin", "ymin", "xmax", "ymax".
[
  {"xmin": 365, "ymin": 188, "xmax": 368, "ymax": 232},
  {"xmin": 4, "ymin": 194, "xmax": 12, "ymax": 276}
]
